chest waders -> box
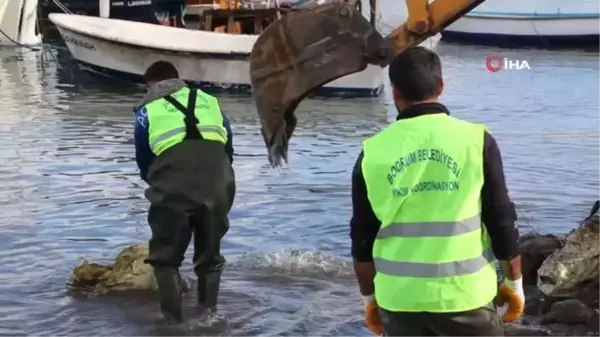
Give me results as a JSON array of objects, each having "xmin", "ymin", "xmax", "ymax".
[{"xmin": 150, "ymin": 89, "xmax": 224, "ymax": 324}]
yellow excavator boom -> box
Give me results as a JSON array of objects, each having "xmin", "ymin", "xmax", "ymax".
[{"xmin": 249, "ymin": 0, "xmax": 487, "ymax": 167}]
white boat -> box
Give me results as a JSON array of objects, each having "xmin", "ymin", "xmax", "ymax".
[
  {"xmin": 0, "ymin": 0, "xmax": 42, "ymax": 46},
  {"xmin": 48, "ymin": 6, "xmax": 384, "ymax": 98},
  {"xmin": 441, "ymin": 0, "xmax": 600, "ymax": 47}
]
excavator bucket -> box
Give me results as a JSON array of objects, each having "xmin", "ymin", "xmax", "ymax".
[
  {"xmin": 249, "ymin": 2, "xmax": 386, "ymax": 167},
  {"xmin": 250, "ymin": 0, "xmax": 488, "ymax": 167}
]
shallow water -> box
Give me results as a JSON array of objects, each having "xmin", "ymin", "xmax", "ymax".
[{"xmin": 0, "ymin": 41, "xmax": 597, "ymax": 336}]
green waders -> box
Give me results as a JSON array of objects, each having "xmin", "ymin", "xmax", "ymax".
[{"xmin": 143, "ymin": 90, "xmax": 235, "ymax": 324}]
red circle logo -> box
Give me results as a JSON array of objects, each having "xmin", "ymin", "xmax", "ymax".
[{"xmin": 486, "ymin": 56, "xmax": 503, "ymax": 72}]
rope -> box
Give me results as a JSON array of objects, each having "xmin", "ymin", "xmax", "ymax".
[
  {"xmin": 0, "ymin": 27, "xmax": 40, "ymax": 50},
  {"xmin": 530, "ymin": 11, "xmax": 550, "ymax": 48},
  {"xmin": 368, "ymin": 6, "xmax": 438, "ymax": 51},
  {"xmin": 0, "ymin": 26, "xmax": 65, "ymax": 74},
  {"xmin": 52, "ymin": 0, "xmax": 73, "ymax": 14},
  {"xmin": 368, "ymin": 6, "xmax": 398, "ymax": 34},
  {"xmin": 0, "ymin": 0, "xmax": 71, "ymax": 74}
]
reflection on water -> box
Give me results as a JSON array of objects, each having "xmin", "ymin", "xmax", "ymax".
[{"xmin": 0, "ymin": 41, "xmax": 597, "ymax": 335}]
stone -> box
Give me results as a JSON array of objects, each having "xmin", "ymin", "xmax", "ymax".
[
  {"xmin": 519, "ymin": 233, "xmax": 564, "ymax": 285},
  {"xmin": 537, "ymin": 213, "xmax": 599, "ymax": 298},
  {"xmin": 541, "ymin": 299, "xmax": 594, "ymax": 326},
  {"xmin": 523, "ymin": 287, "xmax": 564, "ymax": 316},
  {"xmin": 67, "ymin": 243, "xmax": 190, "ymax": 294},
  {"xmin": 504, "ymin": 323, "xmax": 551, "ymax": 336},
  {"xmin": 573, "ymin": 279, "xmax": 600, "ymax": 309},
  {"xmin": 504, "ymin": 203, "xmax": 600, "ymax": 336},
  {"xmin": 504, "ymin": 323, "xmax": 600, "ymax": 337}
]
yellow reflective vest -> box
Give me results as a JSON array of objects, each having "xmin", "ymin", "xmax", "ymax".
[
  {"xmin": 361, "ymin": 113, "xmax": 497, "ymax": 312},
  {"xmin": 146, "ymin": 87, "xmax": 228, "ymax": 156}
]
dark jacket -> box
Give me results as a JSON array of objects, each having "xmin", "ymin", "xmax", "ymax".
[
  {"xmin": 350, "ymin": 103, "xmax": 519, "ymax": 262},
  {"xmin": 133, "ymin": 79, "xmax": 234, "ymax": 183}
]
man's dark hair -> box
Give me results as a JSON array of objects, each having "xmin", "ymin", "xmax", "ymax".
[
  {"xmin": 388, "ymin": 46, "xmax": 442, "ymax": 102},
  {"xmin": 143, "ymin": 61, "xmax": 179, "ymax": 83}
]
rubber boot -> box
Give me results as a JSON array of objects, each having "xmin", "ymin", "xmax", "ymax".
[
  {"xmin": 197, "ymin": 269, "xmax": 222, "ymax": 313},
  {"xmin": 154, "ymin": 266, "xmax": 183, "ymax": 324}
]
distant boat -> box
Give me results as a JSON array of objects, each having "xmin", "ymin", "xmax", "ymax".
[
  {"xmin": 441, "ymin": 0, "xmax": 600, "ymax": 47},
  {"xmin": 38, "ymin": 0, "xmax": 188, "ymax": 41},
  {"xmin": 48, "ymin": 1, "xmax": 383, "ymax": 97},
  {"xmin": 0, "ymin": 0, "xmax": 41, "ymax": 46}
]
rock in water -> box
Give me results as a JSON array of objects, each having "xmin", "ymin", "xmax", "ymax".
[
  {"xmin": 519, "ymin": 233, "xmax": 565, "ymax": 285},
  {"xmin": 67, "ymin": 243, "xmax": 161, "ymax": 294},
  {"xmin": 504, "ymin": 324, "xmax": 551, "ymax": 336},
  {"xmin": 537, "ymin": 212, "xmax": 599, "ymax": 298},
  {"xmin": 541, "ymin": 299, "xmax": 594, "ymax": 325}
]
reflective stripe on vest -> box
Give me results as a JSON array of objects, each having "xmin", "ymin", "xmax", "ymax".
[
  {"xmin": 149, "ymin": 125, "xmax": 227, "ymax": 151},
  {"xmin": 376, "ymin": 214, "xmax": 481, "ymax": 238},
  {"xmin": 146, "ymin": 87, "xmax": 227, "ymax": 156},
  {"xmin": 362, "ymin": 113, "xmax": 498, "ymax": 313},
  {"xmin": 373, "ymin": 214, "xmax": 496, "ymax": 278},
  {"xmin": 374, "ymin": 247, "xmax": 496, "ymax": 278}
]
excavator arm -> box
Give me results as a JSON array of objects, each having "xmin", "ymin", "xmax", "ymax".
[{"xmin": 249, "ymin": 0, "xmax": 487, "ymax": 167}]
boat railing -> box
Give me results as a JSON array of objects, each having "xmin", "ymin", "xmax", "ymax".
[
  {"xmin": 194, "ymin": 0, "xmax": 360, "ymax": 34},
  {"xmin": 199, "ymin": 6, "xmax": 304, "ymax": 34}
]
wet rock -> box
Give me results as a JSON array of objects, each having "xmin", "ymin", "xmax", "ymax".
[
  {"xmin": 572, "ymin": 279, "xmax": 600, "ymax": 309},
  {"xmin": 511, "ymin": 202, "xmax": 599, "ymax": 336},
  {"xmin": 504, "ymin": 323, "xmax": 551, "ymax": 336},
  {"xmin": 541, "ymin": 299, "xmax": 594, "ymax": 325},
  {"xmin": 67, "ymin": 243, "xmax": 190, "ymax": 294},
  {"xmin": 504, "ymin": 324, "xmax": 600, "ymax": 337},
  {"xmin": 519, "ymin": 233, "xmax": 564, "ymax": 285},
  {"xmin": 524, "ymin": 290, "xmax": 544, "ymax": 315},
  {"xmin": 537, "ymin": 213, "xmax": 599, "ymax": 299},
  {"xmin": 523, "ymin": 287, "xmax": 564, "ymax": 316}
]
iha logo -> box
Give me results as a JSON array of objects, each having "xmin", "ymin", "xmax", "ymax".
[{"xmin": 485, "ymin": 56, "xmax": 531, "ymax": 72}]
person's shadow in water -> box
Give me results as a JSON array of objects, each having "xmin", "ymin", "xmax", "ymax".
[
  {"xmin": 138, "ymin": 293, "xmax": 232, "ymax": 336},
  {"xmin": 83, "ymin": 286, "xmax": 232, "ymax": 336},
  {"xmin": 149, "ymin": 311, "xmax": 232, "ymax": 337}
]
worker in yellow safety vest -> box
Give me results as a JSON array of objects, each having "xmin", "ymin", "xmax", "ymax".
[
  {"xmin": 349, "ymin": 47, "xmax": 524, "ymax": 336},
  {"xmin": 133, "ymin": 61, "xmax": 235, "ymax": 324}
]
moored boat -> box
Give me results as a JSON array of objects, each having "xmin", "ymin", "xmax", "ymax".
[
  {"xmin": 441, "ymin": 0, "xmax": 600, "ymax": 48},
  {"xmin": 48, "ymin": 1, "xmax": 384, "ymax": 97},
  {"xmin": 0, "ymin": 0, "xmax": 41, "ymax": 46},
  {"xmin": 38, "ymin": 0, "xmax": 187, "ymax": 41}
]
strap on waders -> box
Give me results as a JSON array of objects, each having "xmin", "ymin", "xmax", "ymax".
[{"xmin": 162, "ymin": 89, "xmax": 203, "ymax": 140}]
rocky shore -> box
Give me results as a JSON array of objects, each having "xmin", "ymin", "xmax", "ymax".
[{"xmin": 507, "ymin": 201, "xmax": 599, "ymax": 336}]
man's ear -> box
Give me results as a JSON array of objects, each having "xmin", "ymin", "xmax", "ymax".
[
  {"xmin": 392, "ymin": 85, "xmax": 400, "ymax": 100},
  {"xmin": 438, "ymin": 77, "xmax": 444, "ymax": 96}
]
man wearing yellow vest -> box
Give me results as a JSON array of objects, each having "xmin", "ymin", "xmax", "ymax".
[
  {"xmin": 349, "ymin": 47, "xmax": 524, "ymax": 335},
  {"xmin": 133, "ymin": 61, "xmax": 235, "ymax": 324}
]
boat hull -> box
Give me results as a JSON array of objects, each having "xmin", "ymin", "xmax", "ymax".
[
  {"xmin": 39, "ymin": 0, "xmax": 188, "ymax": 41},
  {"xmin": 0, "ymin": 0, "xmax": 42, "ymax": 46},
  {"xmin": 441, "ymin": 14, "xmax": 600, "ymax": 48},
  {"xmin": 53, "ymin": 24, "xmax": 384, "ymax": 98}
]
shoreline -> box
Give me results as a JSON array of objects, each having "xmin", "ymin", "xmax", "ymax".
[{"xmin": 506, "ymin": 201, "xmax": 599, "ymax": 336}]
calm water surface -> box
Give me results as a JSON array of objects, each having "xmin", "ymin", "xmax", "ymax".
[{"xmin": 0, "ymin": 42, "xmax": 597, "ymax": 336}]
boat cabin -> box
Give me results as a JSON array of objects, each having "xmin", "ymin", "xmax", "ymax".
[
  {"xmin": 187, "ymin": 0, "xmax": 363, "ymax": 34},
  {"xmin": 200, "ymin": 7, "xmax": 285, "ymax": 34},
  {"xmin": 187, "ymin": 0, "xmax": 298, "ymax": 34},
  {"xmin": 38, "ymin": 0, "xmax": 363, "ymax": 42}
]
